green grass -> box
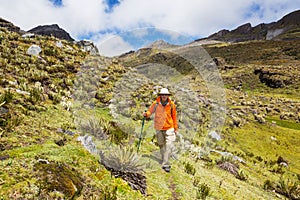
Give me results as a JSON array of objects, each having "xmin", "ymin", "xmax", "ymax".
[
  {"xmin": 228, "ymin": 122, "xmax": 300, "ymax": 174},
  {"xmin": 266, "ymin": 117, "xmax": 300, "ymax": 130}
]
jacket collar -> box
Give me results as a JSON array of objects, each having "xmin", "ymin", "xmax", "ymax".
[{"xmin": 156, "ymin": 96, "xmax": 170, "ymax": 104}]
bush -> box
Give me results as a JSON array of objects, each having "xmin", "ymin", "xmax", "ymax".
[
  {"xmin": 196, "ymin": 183, "xmax": 211, "ymax": 200},
  {"xmin": 193, "ymin": 176, "xmax": 201, "ymax": 187},
  {"xmin": 264, "ymin": 178, "xmax": 300, "ymax": 200},
  {"xmin": 79, "ymin": 116, "xmax": 109, "ymax": 140},
  {"xmin": 263, "ymin": 179, "xmax": 273, "ymax": 190},
  {"xmin": 44, "ymin": 46, "xmax": 58, "ymax": 56},
  {"xmin": 0, "ymin": 90, "xmax": 13, "ymax": 104},
  {"xmin": 275, "ymin": 178, "xmax": 300, "ymax": 200},
  {"xmin": 184, "ymin": 162, "xmax": 196, "ymax": 176},
  {"xmin": 236, "ymin": 169, "xmax": 248, "ymax": 181}
]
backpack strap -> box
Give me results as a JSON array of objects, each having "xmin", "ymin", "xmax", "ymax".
[{"xmin": 153, "ymin": 100, "xmax": 174, "ymax": 115}]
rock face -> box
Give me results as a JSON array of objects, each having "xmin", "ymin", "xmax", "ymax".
[
  {"xmin": 254, "ymin": 67, "xmax": 294, "ymax": 88},
  {"xmin": 76, "ymin": 40, "xmax": 99, "ymax": 55},
  {"xmin": 0, "ymin": 18, "xmax": 24, "ymax": 33},
  {"xmin": 199, "ymin": 9, "xmax": 300, "ymax": 42},
  {"xmin": 28, "ymin": 24, "xmax": 74, "ymax": 41}
]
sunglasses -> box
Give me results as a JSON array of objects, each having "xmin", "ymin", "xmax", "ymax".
[{"xmin": 160, "ymin": 94, "xmax": 169, "ymax": 96}]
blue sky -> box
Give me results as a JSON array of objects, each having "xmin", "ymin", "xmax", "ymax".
[
  {"xmin": 0, "ymin": 0, "xmax": 299, "ymax": 56},
  {"xmin": 49, "ymin": 0, "xmax": 63, "ymax": 6},
  {"xmin": 105, "ymin": 0, "xmax": 120, "ymax": 12}
]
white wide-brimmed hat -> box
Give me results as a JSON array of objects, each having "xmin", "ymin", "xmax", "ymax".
[{"xmin": 159, "ymin": 88, "xmax": 171, "ymax": 95}]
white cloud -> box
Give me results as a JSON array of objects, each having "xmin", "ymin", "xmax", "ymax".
[
  {"xmin": 94, "ymin": 34, "xmax": 134, "ymax": 57},
  {"xmin": 0, "ymin": 0, "xmax": 299, "ymax": 42},
  {"xmin": 131, "ymin": 28, "xmax": 149, "ymax": 39},
  {"xmin": 0, "ymin": 0, "xmax": 107, "ymax": 38}
]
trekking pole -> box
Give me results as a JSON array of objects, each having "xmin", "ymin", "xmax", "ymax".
[{"xmin": 137, "ymin": 111, "xmax": 146, "ymax": 153}]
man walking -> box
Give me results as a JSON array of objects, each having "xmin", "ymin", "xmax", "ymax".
[{"xmin": 143, "ymin": 88, "xmax": 178, "ymax": 172}]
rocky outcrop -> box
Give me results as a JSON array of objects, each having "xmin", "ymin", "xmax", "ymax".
[
  {"xmin": 254, "ymin": 67, "xmax": 294, "ymax": 88},
  {"xmin": 76, "ymin": 40, "xmax": 99, "ymax": 55},
  {"xmin": 28, "ymin": 24, "xmax": 74, "ymax": 41}
]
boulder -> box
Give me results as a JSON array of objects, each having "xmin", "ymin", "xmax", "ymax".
[
  {"xmin": 26, "ymin": 45, "xmax": 42, "ymax": 56},
  {"xmin": 76, "ymin": 40, "xmax": 99, "ymax": 55}
]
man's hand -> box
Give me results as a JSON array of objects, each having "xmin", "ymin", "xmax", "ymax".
[{"xmin": 143, "ymin": 111, "xmax": 147, "ymax": 117}]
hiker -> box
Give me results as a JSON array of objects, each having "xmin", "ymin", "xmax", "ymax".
[{"xmin": 143, "ymin": 88, "xmax": 178, "ymax": 172}]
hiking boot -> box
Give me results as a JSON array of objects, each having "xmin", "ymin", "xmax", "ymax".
[{"xmin": 162, "ymin": 166, "xmax": 171, "ymax": 173}]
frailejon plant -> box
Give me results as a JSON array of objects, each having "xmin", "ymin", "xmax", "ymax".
[
  {"xmin": 99, "ymin": 146, "xmax": 147, "ymax": 195},
  {"xmin": 100, "ymin": 146, "xmax": 145, "ymax": 173},
  {"xmin": 80, "ymin": 116, "xmax": 109, "ymax": 140}
]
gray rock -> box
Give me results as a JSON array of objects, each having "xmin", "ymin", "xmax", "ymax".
[
  {"xmin": 77, "ymin": 135, "xmax": 98, "ymax": 154},
  {"xmin": 26, "ymin": 45, "xmax": 42, "ymax": 56},
  {"xmin": 208, "ymin": 130, "xmax": 221, "ymax": 141}
]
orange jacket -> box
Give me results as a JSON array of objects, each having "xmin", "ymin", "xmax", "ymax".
[{"xmin": 145, "ymin": 97, "xmax": 178, "ymax": 131}]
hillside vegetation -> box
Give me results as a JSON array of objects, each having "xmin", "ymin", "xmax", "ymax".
[{"xmin": 0, "ymin": 25, "xmax": 300, "ymax": 200}]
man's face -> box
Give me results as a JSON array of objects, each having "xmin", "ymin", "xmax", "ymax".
[{"xmin": 160, "ymin": 94, "xmax": 169, "ymax": 101}]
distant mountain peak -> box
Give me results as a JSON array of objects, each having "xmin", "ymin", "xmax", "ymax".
[
  {"xmin": 146, "ymin": 39, "xmax": 178, "ymax": 49},
  {"xmin": 28, "ymin": 24, "xmax": 74, "ymax": 42}
]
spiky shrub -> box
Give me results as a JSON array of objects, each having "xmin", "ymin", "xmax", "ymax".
[
  {"xmin": 236, "ymin": 169, "xmax": 248, "ymax": 181},
  {"xmin": 263, "ymin": 179, "xmax": 273, "ymax": 190},
  {"xmin": 79, "ymin": 116, "xmax": 110, "ymax": 140},
  {"xmin": 99, "ymin": 146, "xmax": 147, "ymax": 195},
  {"xmin": 193, "ymin": 176, "xmax": 201, "ymax": 187},
  {"xmin": 184, "ymin": 162, "xmax": 196, "ymax": 176},
  {"xmin": 100, "ymin": 146, "xmax": 145, "ymax": 173},
  {"xmin": 196, "ymin": 183, "xmax": 211, "ymax": 200},
  {"xmin": 275, "ymin": 178, "xmax": 300, "ymax": 200},
  {"xmin": 0, "ymin": 90, "xmax": 13, "ymax": 104}
]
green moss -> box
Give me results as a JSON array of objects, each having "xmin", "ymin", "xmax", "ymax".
[{"xmin": 34, "ymin": 161, "xmax": 83, "ymax": 198}]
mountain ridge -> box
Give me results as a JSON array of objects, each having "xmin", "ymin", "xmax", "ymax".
[{"xmin": 195, "ymin": 9, "xmax": 300, "ymax": 43}]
